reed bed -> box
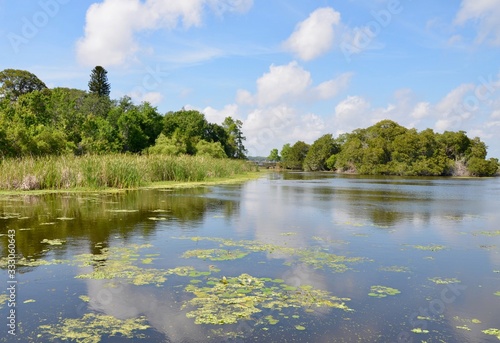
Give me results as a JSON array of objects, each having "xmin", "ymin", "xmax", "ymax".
[{"xmin": 0, "ymin": 154, "xmax": 257, "ymax": 191}]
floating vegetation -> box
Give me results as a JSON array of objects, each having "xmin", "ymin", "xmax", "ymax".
[
  {"xmin": 175, "ymin": 236, "xmax": 369, "ymax": 273},
  {"xmin": 23, "ymin": 299, "xmax": 36, "ymax": 303},
  {"xmin": 0, "ymin": 257, "xmax": 68, "ymax": 268},
  {"xmin": 295, "ymin": 325, "xmax": 306, "ymax": 331},
  {"xmin": 39, "ymin": 313, "xmax": 150, "ymax": 343},
  {"xmin": 480, "ymin": 245, "xmax": 496, "ymax": 250},
  {"xmin": 41, "ymin": 239, "xmax": 66, "ymax": 246},
  {"xmin": 407, "ymin": 244, "xmax": 446, "ymax": 251},
  {"xmin": 182, "ymin": 273, "xmax": 351, "ymax": 325},
  {"xmin": 494, "ymin": 291, "xmax": 500, "ymax": 297},
  {"xmin": 0, "ymin": 294, "xmax": 8, "ymax": 309},
  {"xmin": 453, "ymin": 316, "xmax": 482, "ymax": 324},
  {"xmin": 79, "ymin": 295, "xmax": 90, "ymax": 303},
  {"xmin": 428, "ymin": 277, "xmax": 461, "ymax": 285},
  {"xmin": 368, "ymin": 285, "xmax": 401, "ymax": 298},
  {"xmin": 182, "ymin": 249, "xmax": 249, "ymax": 261},
  {"xmin": 473, "ymin": 230, "xmax": 500, "ymax": 237},
  {"xmin": 456, "ymin": 325, "xmax": 471, "ymax": 331},
  {"xmin": 379, "ymin": 265, "xmax": 411, "ymax": 273},
  {"xmin": 74, "ymin": 244, "xmax": 170, "ymax": 286},
  {"xmin": 482, "ymin": 328, "xmax": 500, "ymax": 340},
  {"xmin": 280, "ymin": 232, "xmax": 297, "ymax": 236},
  {"xmin": 411, "ymin": 328, "xmax": 429, "ymax": 334}
]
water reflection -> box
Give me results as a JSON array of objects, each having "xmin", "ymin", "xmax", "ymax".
[
  {"xmin": 0, "ymin": 173, "xmax": 499, "ymax": 342},
  {"xmin": 0, "ymin": 188, "xmax": 240, "ymax": 263}
]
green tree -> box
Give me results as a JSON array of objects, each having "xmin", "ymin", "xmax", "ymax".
[
  {"xmin": 147, "ymin": 133, "xmax": 187, "ymax": 156},
  {"xmin": 267, "ymin": 148, "xmax": 280, "ymax": 162},
  {"xmin": 88, "ymin": 66, "xmax": 110, "ymax": 97},
  {"xmin": 0, "ymin": 69, "xmax": 47, "ymax": 101},
  {"xmin": 286, "ymin": 141, "xmax": 309, "ymax": 169},
  {"xmin": 467, "ymin": 157, "xmax": 499, "ymax": 177},
  {"xmin": 195, "ymin": 140, "xmax": 227, "ymax": 158},
  {"xmin": 223, "ymin": 116, "xmax": 247, "ymax": 159},
  {"xmin": 163, "ymin": 109, "xmax": 209, "ymax": 155},
  {"xmin": 280, "ymin": 143, "xmax": 292, "ymax": 167},
  {"xmin": 303, "ymin": 134, "xmax": 339, "ymax": 171}
]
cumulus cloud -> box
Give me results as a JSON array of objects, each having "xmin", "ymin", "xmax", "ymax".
[
  {"xmin": 254, "ymin": 61, "xmax": 312, "ymax": 106},
  {"xmin": 238, "ymin": 61, "xmax": 351, "ymax": 107},
  {"xmin": 283, "ymin": 7, "xmax": 341, "ymax": 61},
  {"xmin": 76, "ymin": 0, "xmax": 253, "ymax": 66},
  {"xmin": 455, "ymin": 0, "xmax": 500, "ymax": 45}
]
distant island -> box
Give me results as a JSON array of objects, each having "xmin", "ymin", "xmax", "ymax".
[{"xmin": 268, "ymin": 120, "xmax": 499, "ymax": 177}]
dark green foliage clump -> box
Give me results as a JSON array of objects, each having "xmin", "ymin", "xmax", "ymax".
[{"xmin": 278, "ymin": 119, "xmax": 498, "ymax": 177}]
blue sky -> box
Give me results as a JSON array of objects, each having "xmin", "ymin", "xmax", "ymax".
[{"xmin": 1, "ymin": 0, "xmax": 500, "ymax": 157}]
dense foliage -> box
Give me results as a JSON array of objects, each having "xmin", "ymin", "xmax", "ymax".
[
  {"xmin": 0, "ymin": 69, "xmax": 246, "ymax": 160},
  {"xmin": 273, "ymin": 120, "xmax": 498, "ymax": 177}
]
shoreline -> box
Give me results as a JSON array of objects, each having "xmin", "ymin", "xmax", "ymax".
[{"xmin": 0, "ymin": 171, "xmax": 265, "ymax": 196}]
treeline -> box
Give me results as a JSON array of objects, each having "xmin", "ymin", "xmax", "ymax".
[
  {"xmin": 0, "ymin": 68, "xmax": 247, "ymax": 159},
  {"xmin": 269, "ymin": 120, "xmax": 499, "ymax": 177}
]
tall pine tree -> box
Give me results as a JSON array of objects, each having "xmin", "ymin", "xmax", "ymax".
[{"xmin": 88, "ymin": 66, "xmax": 110, "ymax": 97}]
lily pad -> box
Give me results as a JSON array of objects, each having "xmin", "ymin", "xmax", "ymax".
[
  {"xmin": 411, "ymin": 328, "xmax": 429, "ymax": 334},
  {"xmin": 295, "ymin": 325, "xmax": 306, "ymax": 331}
]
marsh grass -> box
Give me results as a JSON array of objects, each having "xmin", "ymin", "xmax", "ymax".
[{"xmin": 0, "ymin": 154, "xmax": 257, "ymax": 191}]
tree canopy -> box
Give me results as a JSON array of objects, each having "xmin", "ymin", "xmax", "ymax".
[
  {"xmin": 0, "ymin": 69, "xmax": 47, "ymax": 101},
  {"xmin": 0, "ymin": 68, "xmax": 247, "ymax": 160},
  {"xmin": 277, "ymin": 120, "xmax": 498, "ymax": 177}
]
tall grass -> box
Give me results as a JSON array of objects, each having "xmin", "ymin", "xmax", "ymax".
[{"xmin": 0, "ymin": 154, "xmax": 258, "ymax": 191}]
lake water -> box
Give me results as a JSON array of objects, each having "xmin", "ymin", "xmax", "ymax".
[{"xmin": 1, "ymin": 172, "xmax": 500, "ymax": 342}]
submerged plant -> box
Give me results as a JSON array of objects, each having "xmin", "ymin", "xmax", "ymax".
[
  {"xmin": 182, "ymin": 273, "xmax": 351, "ymax": 325},
  {"xmin": 39, "ymin": 313, "xmax": 150, "ymax": 343}
]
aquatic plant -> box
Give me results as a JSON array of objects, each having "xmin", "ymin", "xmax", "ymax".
[
  {"xmin": 378, "ymin": 265, "xmax": 411, "ymax": 273},
  {"xmin": 482, "ymin": 328, "xmax": 500, "ymax": 340},
  {"xmin": 39, "ymin": 313, "xmax": 150, "ymax": 343},
  {"xmin": 41, "ymin": 238, "xmax": 65, "ymax": 245},
  {"xmin": 473, "ymin": 230, "xmax": 500, "ymax": 236},
  {"xmin": 175, "ymin": 236, "xmax": 369, "ymax": 273},
  {"xmin": 0, "ymin": 154, "xmax": 257, "ymax": 191},
  {"xmin": 0, "ymin": 294, "xmax": 8, "ymax": 309},
  {"xmin": 182, "ymin": 248, "xmax": 249, "ymax": 261},
  {"xmin": 411, "ymin": 328, "xmax": 429, "ymax": 334},
  {"xmin": 182, "ymin": 273, "xmax": 351, "ymax": 325},
  {"xmin": 368, "ymin": 285, "xmax": 401, "ymax": 298},
  {"xmin": 428, "ymin": 277, "xmax": 461, "ymax": 285},
  {"xmin": 407, "ymin": 244, "xmax": 446, "ymax": 251}
]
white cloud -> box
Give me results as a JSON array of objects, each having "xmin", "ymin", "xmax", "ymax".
[
  {"xmin": 455, "ymin": 0, "xmax": 500, "ymax": 45},
  {"xmin": 255, "ymin": 61, "xmax": 312, "ymax": 106},
  {"xmin": 242, "ymin": 105, "xmax": 325, "ymax": 155},
  {"xmin": 315, "ymin": 73, "xmax": 353, "ymax": 100},
  {"xmin": 410, "ymin": 102, "xmax": 431, "ymax": 119},
  {"xmin": 239, "ymin": 61, "xmax": 351, "ymax": 107},
  {"xmin": 283, "ymin": 7, "xmax": 341, "ymax": 61},
  {"xmin": 76, "ymin": 0, "xmax": 253, "ymax": 66},
  {"xmin": 202, "ymin": 103, "xmax": 240, "ymax": 124}
]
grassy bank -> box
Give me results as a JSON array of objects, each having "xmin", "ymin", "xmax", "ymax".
[{"xmin": 0, "ymin": 154, "xmax": 259, "ymax": 192}]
